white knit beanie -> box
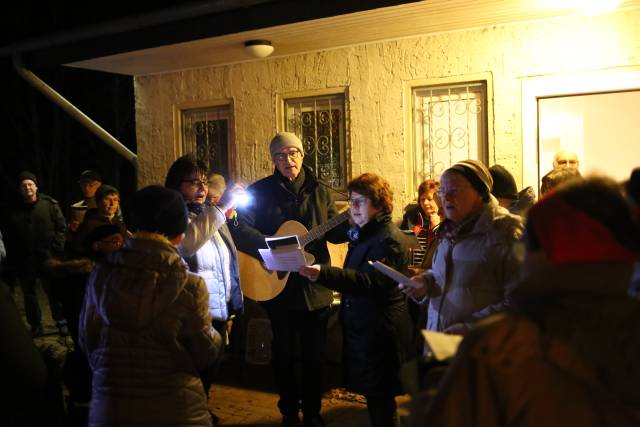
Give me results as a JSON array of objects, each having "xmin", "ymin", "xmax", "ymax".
[{"xmin": 269, "ymin": 132, "xmax": 304, "ymax": 159}]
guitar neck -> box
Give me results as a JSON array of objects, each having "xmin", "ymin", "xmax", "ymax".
[{"xmin": 299, "ymin": 211, "xmax": 350, "ymax": 247}]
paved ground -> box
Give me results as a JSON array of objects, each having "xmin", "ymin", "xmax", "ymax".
[
  {"xmin": 15, "ymin": 281, "xmax": 414, "ymax": 426},
  {"xmin": 209, "ymin": 361, "xmax": 412, "ymax": 426}
]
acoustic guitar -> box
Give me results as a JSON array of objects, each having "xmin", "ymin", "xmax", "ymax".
[{"xmin": 238, "ymin": 210, "xmax": 350, "ymax": 301}]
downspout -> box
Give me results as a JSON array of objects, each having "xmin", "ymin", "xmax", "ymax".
[{"xmin": 12, "ymin": 55, "xmax": 137, "ymax": 168}]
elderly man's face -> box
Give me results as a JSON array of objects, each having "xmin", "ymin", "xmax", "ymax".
[
  {"xmin": 274, "ymin": 147, "xmax": 303, "ymax": 180},
  {"xmin": 20, "ymin": 179, "xmax": 38, "ymax": 203},
  {"xmin": 553, "ymin": 151, "xmax": 579, "ymax": 170}
]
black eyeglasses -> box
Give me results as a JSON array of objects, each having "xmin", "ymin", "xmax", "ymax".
[
  {"xmin": 274, "ymin": 150, "xmax": 302, "ymax": 162},
  {"xmin": 182, "ymin": 179, "xmax": 211, "ymax": 187}
]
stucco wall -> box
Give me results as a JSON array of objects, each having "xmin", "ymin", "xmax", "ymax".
[{"xmin": 134, "ymin": 9, "xmax": 640, "ymax": 217}]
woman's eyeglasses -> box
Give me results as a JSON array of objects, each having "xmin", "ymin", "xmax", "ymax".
[
  {"xmin": 182, "ymin": 179, "xmax": 211, "ymax": 187},
  {"xmin": 349, "ymin": 197, "xmax": 368, "ymax": 208}
]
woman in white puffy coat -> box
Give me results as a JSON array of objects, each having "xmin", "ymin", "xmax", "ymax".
[{"xmin": 165, "ymin": 156, "xmax": 243, "ymax": 405}]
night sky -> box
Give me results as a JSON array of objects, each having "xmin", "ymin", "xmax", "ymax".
[{"xmin": 0, "ymin": 4, "xmax": 168, "ymax": 218}]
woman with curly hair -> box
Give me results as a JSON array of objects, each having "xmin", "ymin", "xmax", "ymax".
[{"xmin": 300, "ymin": 173, "xmax": 412, "ymax": 427}]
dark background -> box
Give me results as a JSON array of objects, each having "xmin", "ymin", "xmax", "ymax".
[
  {"xmin": 0, "ymin": 0, "xmax": 415, "ymax": 219},
  {"xmin": 0, "ymin": 3, "xmax": 153, "ymax": 219}
]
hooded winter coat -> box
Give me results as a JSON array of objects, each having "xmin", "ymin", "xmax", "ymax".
[
  {"xmin": 315, "ymin": 213, "xmax": 413, "ymax": 396},
  {"xmin": 427, "ymin": 197, "xmax": 523, "ymax": 332},
  {"xmin": 79, "ymin": 232, "xmax": 221, "ymax": 427},
  {"xmin": 419, "ymin": 262, "xmax": 640, "ymax": 427}
]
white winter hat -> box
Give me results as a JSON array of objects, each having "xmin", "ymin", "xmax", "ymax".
[{"xmin": 269, "ymin": 132, "xmax": 304, "ymax": 160}]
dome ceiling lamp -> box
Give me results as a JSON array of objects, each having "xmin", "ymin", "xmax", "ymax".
[{"xmin": 244, "ymin": 39, "xmax": 274, "ymax": 58}]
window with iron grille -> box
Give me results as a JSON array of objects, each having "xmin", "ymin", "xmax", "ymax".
[
  {"xmin": 284, "ymin": 94, "xmax": 347, "ymax": 192},
  {"xmin": 181, "ymin": 105, "xmax": 231, "ymax": 178},
  {"xmin": 412, "ymin": 82, "xmax": 487, "ymax": 188}
]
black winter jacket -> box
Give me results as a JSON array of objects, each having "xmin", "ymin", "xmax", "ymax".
[
  {"xmin": 316, "ymin": 212, "xmax": 413, "ymax": 396},
  {"xmin": 230, "ymin": 165, "xmax": 348, "ymax": 310},
  {"xmin": 4, "ymin": 194, "xmax": 66, "ymax": 276}
]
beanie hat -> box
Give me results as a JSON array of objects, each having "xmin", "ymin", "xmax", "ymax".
[
  {"xmin": 447, "ymin": 160, "xmax": 493, "ymax": 201},
  {"xmin": 95, "ymin": 184, "xmax": 119, "ymax": 202},
  {"xmin": 18, "ymin": 170, "xmax": 37, "ymax": 185},
  {"xmin": 528, "ymin": 191, "xmax": 638, "ymax": 265},
  {"xmin": 126, "ymin": 185, "xmax": 188, "ymax": 238},
  {"xmin": 489, "ymin": 165, "xmax": 518, "ymax": 200},
  {"xmin": 269, "ymin": 132, "xmax": 304, "ymax": 160},
  {"xmin": 77, "ymin": 170, "xmax": 102, "ymax": 183}
]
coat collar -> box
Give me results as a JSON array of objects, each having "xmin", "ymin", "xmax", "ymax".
[{"xmin": 355, "ymin": 211, "xmax": 391, "ymax": 241}]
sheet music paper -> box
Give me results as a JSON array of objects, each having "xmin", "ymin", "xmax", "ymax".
[
  {"xmin": 258, "ymin": 247, "xmax": 310, "ymax": 272},
  {"xmin": 265, "ymin": 235, "xmax": 301, "ymax": 250},
  {"xmin": 421, "ymin": 330, "xmax": 463, "ymax": 361},
  {"xmin": 368, "ymin": 260, "xmax": 423, "ymax": 288},
  {"xmin": 70, "ymin": 206, "xmax": 88, "ymax": 223}
]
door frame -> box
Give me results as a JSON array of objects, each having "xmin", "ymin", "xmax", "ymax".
[{"xmin": 521, "ymin": 67, "xmax": 640, "ymax": 195}]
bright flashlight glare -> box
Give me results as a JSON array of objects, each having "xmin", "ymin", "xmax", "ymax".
[{"xmin": 233, "ymin": 192, "xmax": 251, "ymax": 207}]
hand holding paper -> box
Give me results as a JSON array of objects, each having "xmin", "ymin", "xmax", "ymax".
[
  {"xmin": 398, "ymin": 269, "xmax": 439, "ymax": 300},
  {"xmin": 368, "ymin": 260, "xmax": 422, "ymax": 288}
]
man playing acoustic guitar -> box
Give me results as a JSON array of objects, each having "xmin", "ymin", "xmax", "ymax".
[{"xmin": 230, "ymin": 132, "xmax": 348, "ymax": 427}]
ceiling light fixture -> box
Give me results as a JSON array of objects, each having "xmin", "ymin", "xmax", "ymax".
[{"xmin": 244, "ymin": 39, "xmax": 274, "ymax": 58}]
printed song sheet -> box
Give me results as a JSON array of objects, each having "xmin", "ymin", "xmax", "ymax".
[
  {"xmin": 258, "ymin": 247, "xmax": 310, "ymax": 272},
  {"xmin": 368, "ymin": 260, "xmax": 423, "ymax": 288}
]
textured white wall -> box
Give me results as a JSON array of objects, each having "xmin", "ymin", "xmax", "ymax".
[{"xmin": 134, "ymin": 9, "xmax": 640, "ymax": 217}]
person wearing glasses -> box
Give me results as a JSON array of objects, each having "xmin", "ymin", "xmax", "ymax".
[
  {"xmin": 165, "ymin": 155, "xmax": 244, "ymax": 425},
  {"xmin": 230, "ymin": 132, "xmax": 348, "ymax": 427},
  {"xmin": 416, "ymin": 177, "xmax": 640, "ymax": 426},
  {"xmin": 299, "ymin": 173, "xmax": 412, "ymax": 427},
  {"xmin": 400, "ymin": 160, "xmax": 523, "ymax": 335}
]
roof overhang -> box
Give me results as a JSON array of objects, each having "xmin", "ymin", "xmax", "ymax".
[{"xmin": 4, "ymin": 0, "xmax": 640, "ymax": 76}]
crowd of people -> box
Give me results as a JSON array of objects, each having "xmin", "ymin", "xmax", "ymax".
[{"xmin": 1, "ymin": 139, "xmax": 639, "ymax": 427}]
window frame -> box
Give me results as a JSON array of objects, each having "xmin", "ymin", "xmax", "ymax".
[
  {"xmin": 403, "ymin": 74, "xmax": 494, "ymax": 198},
  {"xmin": 175, "ymin": 99, "xmax": 236, "ymax": 181},
  {"xmin": 276, "ymin": 88, "xmax": 350, "ymax": 199}
]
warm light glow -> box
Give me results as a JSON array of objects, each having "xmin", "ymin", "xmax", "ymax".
[
  {"xmin": 539, "ymin": 0, "xmax": 623, "ymax": 15},
  {"xmin": 576, "ymin": 0, "xmax": 622, "ymax": 15},
  {"xmin": 244, "ymin": 40, "xmax": 274, "ymax": 58}
]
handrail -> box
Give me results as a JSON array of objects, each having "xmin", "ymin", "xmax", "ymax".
[{"xmin": 12, "ymin": 55, "xmax": 137, "ymax": 168}]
